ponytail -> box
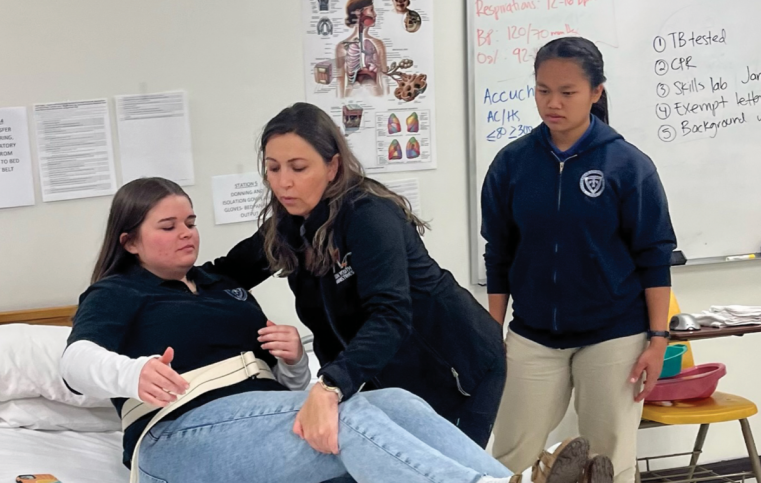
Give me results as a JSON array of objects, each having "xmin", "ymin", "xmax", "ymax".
[{"xmin": 592, "ymin": 87, "xmax": 609, "ymax": 124}]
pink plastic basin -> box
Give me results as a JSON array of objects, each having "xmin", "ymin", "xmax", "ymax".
[{"xmin": 645, "ymin": 363, "xmax": 727, "ymax": 402}]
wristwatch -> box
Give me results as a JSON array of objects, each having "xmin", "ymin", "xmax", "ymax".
[
  {"xmin": 318, "ymin": 375, "xmax": 344, "ymax": 402},
  {"xmin": 647, "ymin": 330, "xmax": 671, "ymax": 340}
]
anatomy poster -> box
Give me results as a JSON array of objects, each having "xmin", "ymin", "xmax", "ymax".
[{"xmin": 303, "ymin": 0, "xmax": 436, "ymax": 173}]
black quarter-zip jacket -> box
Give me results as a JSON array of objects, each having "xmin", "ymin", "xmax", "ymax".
[{"xmin": 205, "ymin": 190, "xmax": 504, "ymax": 417}]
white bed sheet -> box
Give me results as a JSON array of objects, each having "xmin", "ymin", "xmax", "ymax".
[
  {"xmin": 0, "ymin": 349, "xmax": 316, "ymax": 482},
  {"xmin": 0, "ymin": 428, "xmax": 128, "ymax": 483}
]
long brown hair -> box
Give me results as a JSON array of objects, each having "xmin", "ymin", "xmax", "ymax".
[
  {"xmin": 257, "ymin": 102, "xmax": 428, "ymax": 277},
  {"xmin": 91, "ymin": 177, "xmax": 191, "ymax": 283}
]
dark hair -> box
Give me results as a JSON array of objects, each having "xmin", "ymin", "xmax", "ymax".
[
  {"xmin": 534, "ymin": 37, "xmax": 609, "ymax": 124},
  {"xmin": 345, "ymin": 0, "xmax": 373, "ymax": 27},
  {"xmin": 257, "ymin": 102, "xmax": 427, "ymax": 277},
  {"xmin": 91, "ymin": 177, "xmax": 191, "ymax": 284}
]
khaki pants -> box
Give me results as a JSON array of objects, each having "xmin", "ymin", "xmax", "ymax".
[{"xmin": 492, "ymin": 331, "xmax": 647, "ymax": 483}]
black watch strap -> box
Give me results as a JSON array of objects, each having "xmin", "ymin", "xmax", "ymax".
[{"xmin": 647, "ymin": 330, "xmax": 671, "ymax": 339}]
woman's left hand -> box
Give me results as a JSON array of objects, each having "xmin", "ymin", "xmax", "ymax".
[
  {"xmin": 293, "ymin": 384, "xmax": 340, "ymax": 454},
  {"xmin": 629, "ymin": 338, "xmax": 668, "ymax": 402},
  {"xmin": 258, "ymin": 320, "xmax": 304, "ymax": 365}
]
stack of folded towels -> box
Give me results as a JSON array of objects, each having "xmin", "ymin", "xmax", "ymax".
[{"xmin": 692, "ymin": 306, "xmax": 761, "ymax": 328}]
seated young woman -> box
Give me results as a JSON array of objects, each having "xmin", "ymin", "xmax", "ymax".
[{"xmin": 59, "ymin": 177, "xmax": 515, "ymax": 483}]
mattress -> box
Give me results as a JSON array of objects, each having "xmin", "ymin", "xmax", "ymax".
[{"xmin": 0, "ymin": 428, "xmax": 128, "ymax": 483}]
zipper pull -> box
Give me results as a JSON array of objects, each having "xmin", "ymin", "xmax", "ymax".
[
  {"xmin": 559, "ymin": 161, "xmax": 565, "ymax": 174},
  {"xmin": 451, "ymin": 368, "xmax": 471, "ymax": 397}
]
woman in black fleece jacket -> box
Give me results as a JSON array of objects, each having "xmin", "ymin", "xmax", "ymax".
[{"xmin": 205, "ymin": 102, "xmax": 505, "ymax": 455}]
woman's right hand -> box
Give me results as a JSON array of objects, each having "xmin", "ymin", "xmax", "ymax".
[
  {"xmin": 293, "ymin": 383, "xmax": 340, "ymax": 454},
  {"xmin": 138, "ymin": 347, "xmax": 189, "ymax": 407}
]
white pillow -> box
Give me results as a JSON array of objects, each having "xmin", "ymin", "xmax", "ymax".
[
  {"xmin": 0, "ymin": 323, "xmax": 111, "ymax": 408},
  {"xmin": 0, "ymin": 398, "xmax": 121, "ymax": 432}
]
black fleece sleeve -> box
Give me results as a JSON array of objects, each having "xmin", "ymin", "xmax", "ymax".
[{"xmin": 317, "ymin": 201, "xmax": 413, "ymax": 400}]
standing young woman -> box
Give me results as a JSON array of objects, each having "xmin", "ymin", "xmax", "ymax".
[
  {"xmin": 206, "ymin": 102, "xmax": 506, "ymax": 453},
  {"xmin": 481, "ymin": 37, "xmax": 677, "ymax": 483}
]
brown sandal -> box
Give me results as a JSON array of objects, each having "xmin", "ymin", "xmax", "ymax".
[
  {"xmin": 509, "ymin": 437, "xmax": 591, "ymax": 483},
  {"xmin": 580, "ymin": 454, "xmax": 614, "ymax": 483}
]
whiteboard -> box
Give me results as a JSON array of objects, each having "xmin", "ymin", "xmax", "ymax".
[{"xmin": 467, "ymin": 0, "xmax": 761, "ymax": 284}]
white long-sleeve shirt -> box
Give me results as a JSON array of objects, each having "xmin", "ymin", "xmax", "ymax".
[{"xmin": 60, "ymin": 340, "xmax": 311, "ymax": 402}]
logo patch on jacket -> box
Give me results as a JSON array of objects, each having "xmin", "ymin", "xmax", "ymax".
[
  {"xmin": 225, "ymin": 288, "xmax": 248, "ymax": 301},
  {"xmin": 580, "ymin": 170, "xmax": 605, "ymax": 198},
  {"xmin": 333, "ymin": 252, "xmax": 355, "ymax": 284}
]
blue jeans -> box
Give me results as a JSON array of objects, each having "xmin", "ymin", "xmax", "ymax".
[{"xmin": 137, "ymin": 388, "xmax": 512, "ymax": 483}]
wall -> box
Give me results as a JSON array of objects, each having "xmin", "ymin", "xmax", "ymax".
[{"xmin": 1, "ymin": 0, "xmax": 760, "ymax": 467}]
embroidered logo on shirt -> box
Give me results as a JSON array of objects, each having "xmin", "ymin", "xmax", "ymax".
[
  {"xmin": 333, "ymin": 252, "xmax": 355, "ymax": 284},
  {"xmin": 580, "ymin": 170, "xmax": 605, "ymax": 198},
  {"xmin": 225, "ymin": 288, "xmax": 248, "ymax": 301}
]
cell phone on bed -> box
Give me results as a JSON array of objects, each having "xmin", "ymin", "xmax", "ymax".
[{"xmin": 15, "ymin": 475, "xmax": 61, "ymax": 483}]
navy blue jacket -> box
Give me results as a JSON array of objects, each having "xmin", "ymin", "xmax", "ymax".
[
  {"xmin": 481, "ymin": 120, "xmax": 677, "ymax": 348},
  {"xmin": 66, "ymin": 266, "xmax": 286, "ymax": 467}
]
